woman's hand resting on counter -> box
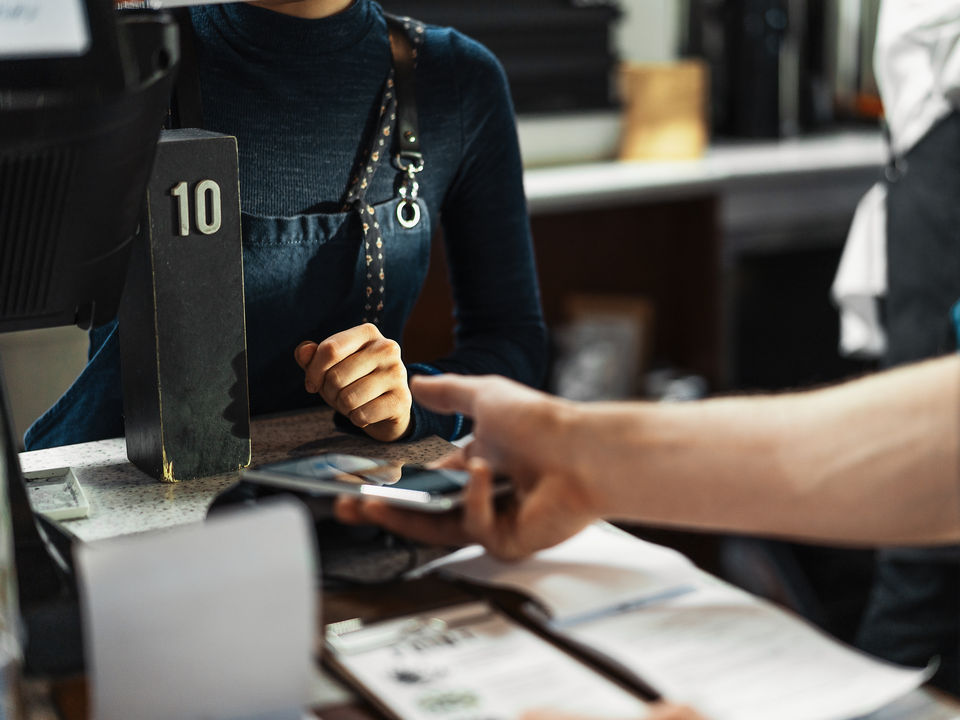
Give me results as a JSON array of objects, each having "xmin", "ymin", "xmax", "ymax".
[{"xmin": 295, "ymin": 323, "xmax": 412, "ymax": 442}]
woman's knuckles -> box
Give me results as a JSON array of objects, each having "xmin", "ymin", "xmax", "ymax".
[{"xmin": 348, "ymin": 407, "xmax": 371, "ymax": 427}]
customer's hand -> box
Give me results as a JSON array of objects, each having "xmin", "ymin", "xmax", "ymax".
[
  {"xmin": 295, "ymin": 323, "xmax": 412, "ymax": 442},
  {"xmin": 335, "ymin": 374, "xmax": 601, "ymax": 559},
  {"xmin": 521, "ymin": 703, "xmax": 706, "ymax": 720}
]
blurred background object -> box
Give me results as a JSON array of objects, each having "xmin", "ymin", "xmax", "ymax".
[
  {"xmin": 683, "ymin": 0, "xmax": 882, "ymax": 138},
  {"xmin": 378, "ymin": 0, "xmax": 622, "ymax": 115},
  {"xmin": 0, "ymin": 329, "xmax": 88, "ymax": 451},
  {"xmin": 619, "ymin": 60, "xmax": 709, "ymax": 160},
  {"xmin": 378, "ymin": 0, "xmax": 882, "ymax": 164},
  {"xmin": 644, "ymin": 368, "xmax": 709, "ymax": 402},
  {"xmin": 551, "ymin": 294, "xmax": 653, "ymax": 401}
]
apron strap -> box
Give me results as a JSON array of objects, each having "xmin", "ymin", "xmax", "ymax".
[
  {"xmin": 346, "ymin": 14, "xmax": 427, "ymax": 326},
  {"xmin": 383, "ymin": 15, "xmax": 426, "ymax": 231},
  {"xmin": 385, "ymin": 14, "xmax": 423, "ymax": 170},
  {"xmin": 342, "ymin": 14, "xmax": 426, "ymax": 212}
]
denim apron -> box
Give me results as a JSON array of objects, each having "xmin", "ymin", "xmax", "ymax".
[
  {"xmin": 854, "ymin": 110, "xmax": 960, "ymax": 694},
  {"xmin": 25, "ymin": 17, "xmax": 431, "ymax": 448},
  {"xmin": 242, "ymin": 34, "xmax": 430, "ymax": 416}
]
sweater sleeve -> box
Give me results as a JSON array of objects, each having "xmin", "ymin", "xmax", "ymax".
[{"xmin": 404, "ymin": 31, "xmax": 548, "ymax": 442}]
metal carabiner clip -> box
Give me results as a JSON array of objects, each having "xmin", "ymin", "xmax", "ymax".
[
  {"xmin": 396, "ymin": 198, "xmax": 421, "ymax": 229},
  {"xmin": 395, "ymin": 159, "xmax": 423, "ymax": 229}
]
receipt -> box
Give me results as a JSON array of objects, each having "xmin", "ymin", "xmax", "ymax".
[{"xmin": 77, "ymin": 499, "xmax": 318, "ymax": 720}]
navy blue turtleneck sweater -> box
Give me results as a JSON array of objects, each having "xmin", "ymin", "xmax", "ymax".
[
  {"xmin": 24, "ymin": 0, "xmax": 546, "ymax": 448},
  {"xmin": 191, "ymin": 1, "xmax": 390, "ymax": 217}
]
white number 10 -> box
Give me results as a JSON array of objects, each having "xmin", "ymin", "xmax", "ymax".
[{"xmin": 171, "ymin": 180, "xmax": 222, "ymax": 237}]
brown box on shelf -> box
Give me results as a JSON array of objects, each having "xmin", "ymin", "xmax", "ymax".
[{"xmin": 619, "ymin": 60, "xmax": 709, "ymax": 161}]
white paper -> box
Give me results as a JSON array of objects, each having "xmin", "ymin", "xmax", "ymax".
[
  {"xmin": 832, "ymin": 181, "xmax": 888, "ymax": 357},
  {"xmin": 420, "ymin": 524, "xmax": 702, "ymax": 622},
  {"xmin": 328, "ymin": 601, "xmax": 651, "ymax": 720},
  {"xmin": 430, "ymin": 525, "xmax": 930, "ymax": 720},
  {"xmin": 0, "ymin": 0, "xmax": 89, "ymax": 58},
  {"xmin": 77, "ymin": 499, "xmax": 318, "ymax": 720},
  {"xmin": 566, "ymin": 584, "xmax": 930, "ymax": 720}
]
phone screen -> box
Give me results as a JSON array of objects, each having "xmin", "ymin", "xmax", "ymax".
[{"xmin": 257, "ymin": 454, "xmax": 470, "ymax": 497}]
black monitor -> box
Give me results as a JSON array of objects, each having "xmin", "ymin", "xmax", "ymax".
[
  {"xmin": 0, "ymin": 2, "xmax": 178, "ymax": 332},
  {"xmin": 0, "ymin": 0, "xmax": 178, "ymax": 673}
]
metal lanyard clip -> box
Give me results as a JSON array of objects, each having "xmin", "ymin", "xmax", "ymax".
[{"xmin": 396, "ymin": 153, "xmax": 423, "ymax": 229}]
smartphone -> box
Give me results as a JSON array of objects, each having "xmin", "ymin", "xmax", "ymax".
[{"xmin": 240, "ymin": 454, "xmax": 509, "ymax": 512}]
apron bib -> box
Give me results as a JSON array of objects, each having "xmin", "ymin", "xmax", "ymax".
[
  {"xmin": 242, "ymin": 202, "xmax": 431, "ymax": 415},
  {"xmin": 243, "ymin": 15, "xmax": 430, "ymax": 415},
  {"xmin": 885, "ymin": 110, "xmax": 960, "ymax": 366}
]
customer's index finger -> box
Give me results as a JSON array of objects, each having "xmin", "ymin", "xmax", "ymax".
[{"xmin": 410, "ymin": 374, "xmax": 482, "ymax": 417}]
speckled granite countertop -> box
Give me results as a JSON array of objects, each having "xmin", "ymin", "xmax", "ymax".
[{"xmin": 18, "ymin": 407, "xmax": 454, "ymax": 543}]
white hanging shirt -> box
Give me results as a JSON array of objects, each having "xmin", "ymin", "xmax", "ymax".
[{"xmin": 832, "ymin": 0, "xmax": 960, "ymax": 357}]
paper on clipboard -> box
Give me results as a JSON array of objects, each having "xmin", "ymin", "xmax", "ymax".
[
  {"xmin": 416, "ymin": 524, "xmax": 702, "ymax": 622},
  {"xmin": 427, "ymin": 525, "xmax": 931, "ymax": 720},
  {"xmin": 565, "ymin": 584, "xmax": 931, "ymax": 720},
  {"xmin": 326, "ymin": 601, "xmax": 652, "ymax": 720}
]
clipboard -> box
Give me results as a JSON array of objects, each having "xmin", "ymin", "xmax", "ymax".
[{"xmin": 324, "ymin": 600, "xmax": 651, "ymax": 720}]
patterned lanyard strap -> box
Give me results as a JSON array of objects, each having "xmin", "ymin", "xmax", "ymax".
[{"xmin": 342, "ymin": 15, "xmax": 425, "ymax": 327}]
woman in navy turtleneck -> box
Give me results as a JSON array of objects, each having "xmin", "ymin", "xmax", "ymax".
[{"xmin": 26, "ymin": 0, "xmax": 548, "ymax": 448}]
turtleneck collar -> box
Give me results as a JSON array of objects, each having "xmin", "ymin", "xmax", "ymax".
[{"xmin": 210, "ymin": 0, "xmax": 377, "ymax": 56}]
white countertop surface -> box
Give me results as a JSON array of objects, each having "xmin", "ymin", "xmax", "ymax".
[{"xmin": 18, "ymin": 407, "xmax": 453, "ymax": 543}]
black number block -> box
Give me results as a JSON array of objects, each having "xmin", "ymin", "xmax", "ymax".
[{"xmin": 119, "ymin": 129, "xmax": 251, "ymax": 482}]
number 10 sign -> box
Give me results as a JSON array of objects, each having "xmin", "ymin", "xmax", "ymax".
[{"xmin": 119, "ymin": 128, "xmax": 251, "ymax": 483}]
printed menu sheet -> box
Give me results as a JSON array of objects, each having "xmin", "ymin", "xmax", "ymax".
[{"xmin": 326, "ymin": 601, "xmax": 651, "ymax": 720}]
